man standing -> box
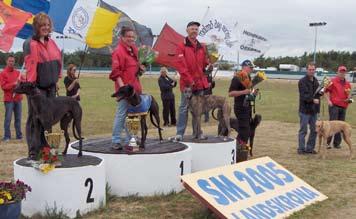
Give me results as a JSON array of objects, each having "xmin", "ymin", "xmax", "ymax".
[
  {"xmin": 297, "ymin": 63, "xmax": 320, "ymax": 154},
  {"xmin": 325, "ymin": 65, "xmax": 352, "ymax": 149},
  {"xmin": 229, "ymin": 60, "xmax": 255, "ymax": 162},
  {"xmin": 169, "ymin": 21, "xmax": 210, "ymax": 142},
  {"xmin": 0, "ymin": 55, "xmax": 23, "ymax": 141},
  {"xmin": 158, "ymin": 67, "xmax": 177, "ymax": 126},
  {"xmin": 109, "ymin": 26, "xmax": 145, "ymax": 150}
]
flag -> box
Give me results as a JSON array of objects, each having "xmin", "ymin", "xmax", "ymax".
[
  {"xmin": 153, "ymin": 23, "xmax": 184, "ymax": 69},
  {"xmin": 48, "ymin": 0, "xmax": 120, "ymax": 49},
  {"xmin": 4, "ymin": 0, "xmax": 50, "ymax": 39},
  {"xmin": 198, "ymin": 7, "xmax": 239, "ymax": 61},
  {"xmin": 237, "ymin": 28, "xmax": 270, "ymax": 57},
  {"xmin": 0, "ymin": 1, "xmax": 32, "ymax": 52},
  {"xmin": 88, "ymin": 1, "xmax": 154, "ymax": 54}
]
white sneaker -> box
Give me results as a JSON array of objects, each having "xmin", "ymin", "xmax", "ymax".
[{"xmin": 168, "ymin": 135, "xmax": 182, "ymax": 142}]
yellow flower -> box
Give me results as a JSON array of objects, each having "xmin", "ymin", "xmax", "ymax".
[
  {"xmin": 0, "ymin": 198, "xmax": 4, "ymax": 204},
  {"xmin": 256, "ymin": 71, "xmax": 267, "ymax": 80},
  {"xmin": 39, "ymin": 164, "xmax": 55, "ymax": 174}
]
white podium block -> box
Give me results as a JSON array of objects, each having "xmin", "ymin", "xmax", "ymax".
[
  {"xmin": 14, "ymin": 155, "xmax": 106, "ymax": 219},
  {"xmin": 182, "ymin": 135, "xmax": 236, "ymax": 172},
  {"xmin": 68, "ymin": 138, "xmax": 192, "ymax": 197}
]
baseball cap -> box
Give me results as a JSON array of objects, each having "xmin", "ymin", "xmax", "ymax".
[
  {"xmin": 338, "ymin": 65, "xmax": 347, "ymax": 73},
  {"xmin": 187, "ymin": 21, "xmax": 200, "ymax": 28},
  {"xmin": 241, "ymin": 60, "xmax": 255, "ymax": 68}
]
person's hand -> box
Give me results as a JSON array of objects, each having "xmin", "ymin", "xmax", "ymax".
[
  {"xmin": 207, "ymin": 64, "xmax": 213, "ymax": 72},
  {"xmin": 242, "ymin": 89, "xmax": 251, "ymax": 95},
  {"xmin": 139, "ymin": 64, "xmax": 146, "ymax": 72},
  {"xmin": 313, "ymin": 99, "xmax": 320, "ymax": 104},
  {"xmin": 328, "ymin": 100, "xmax": 333, "ymax": 106},
  {"xmin": 75, "ymin": 79, "xmax": 80, "ymax": 84}
]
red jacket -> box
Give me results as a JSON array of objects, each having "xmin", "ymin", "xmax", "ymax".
[
  {"xmin": 23, "ymin": 36, "xmax": 62, "ymax": 88},
  {"xmin": 0, "ymin": 67, "xmax": 23, "ymax": 102},
  {"xmin": 326, "ymin": 77, "xmax": 352, "ymax": 108},
  {"xmin": 176, "ymin": 37, "xmax": 209, "ymax": 91},
  {"xmin": 109, "ymin": 41, "xmax": 142, "ymax": 94}
]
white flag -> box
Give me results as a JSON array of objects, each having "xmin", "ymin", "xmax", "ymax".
[
  {"xmin": 237, "ymin": 28, "xmax": 270, "ymax": 57},
  {"xmin": 198, "ymin": 7, "xmax": 238, "ymax": 61}
]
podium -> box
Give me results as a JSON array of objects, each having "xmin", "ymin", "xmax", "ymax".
[
  {"xmin": 182, "ymin": 135, "xmax": 236, "ymax": 172},
  {"xmin": 68, "ymin": 138, "xmax": 192, "ymax": 197},
  {"xmin": 14, "ymin": 155, "xmax": 106, "ymax": 218}
]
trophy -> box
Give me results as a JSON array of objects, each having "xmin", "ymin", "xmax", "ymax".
[
  {"xmin": 126, "ymin": 117, "xmax": 140, "ymax": 152},
  {"xmin": 44, "ymin": 130, "xmax": 64, "ymax": 167},
  {"xmin": 314, "ymin": 76, "xmax": 332, "ymax": 96}
]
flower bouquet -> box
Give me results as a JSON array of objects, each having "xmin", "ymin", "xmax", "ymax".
[
  {"xmin": 252, "ymin": 71, "xmax": 268, "ymax": 87},
  {"xmin": 240, "ymin": 71, "xmax": 267, "ymax": 107},
  {"xmin": 137, "ymin": 45, "xmax": 159, "ymax": 77},
  {"xmin": 30, "ymin": 144, "xmax": 63, "ymax": 174},
  {"xmin": 206, "ymin": 43, "xmax": 220, "ymax": 64},
  {"xmin": 0, "ymin": 180, "xmax": 31, "ymax": 218}
]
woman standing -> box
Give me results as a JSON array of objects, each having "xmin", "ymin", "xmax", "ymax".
[
  {"xmin": 158, "ymin": 67, "xmax": 177, "ymax": 126},
  {"xmin": 23, "ymin": 12, "xmax": 62, "ymax": 159},
  {"xmin": 64, "ymin": 64, "xmax": 80, "ymax": 101}
]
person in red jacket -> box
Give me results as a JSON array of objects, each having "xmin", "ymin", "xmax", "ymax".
[
  {"xmin": 23, "ymin": 13, "xmax": 62, "ymax": 159},
  {"xmin": 325, "ymin": 65, "xmax": 352, "ymax": 148},
  {"xmin": 169, "ymin": 21, "xmax": 211, "ymax": 142},
  {"xmin": 109, "ymin": 26, "xmax": 145, "ymax": 150},
  {"xmin": 1, "ymin": 55, "xmax": 23, "ymax": 141}
]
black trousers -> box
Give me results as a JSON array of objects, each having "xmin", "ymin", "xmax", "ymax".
[
  {"xmin": 26, "ymin": 86, "xmax": 56, "ymax": 157},
  {"xmin": 327, "ymin": 105, "xmax": 347, "ymax": 147},
  {"xmin": 161, "ymin": 98, "xmax": 176, "ymax": 125},
  {"xmin": 235, "ymin": 107, "xmax": 252, "ymax": 163}
]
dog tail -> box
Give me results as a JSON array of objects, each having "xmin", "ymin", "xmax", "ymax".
[
  {"xmin": 150, "ymin": 111, "xmax": 163, "ymax": 131},
  {"xmin": 72, "ymin": 120, "xmax": 83, "ymax": 140}
]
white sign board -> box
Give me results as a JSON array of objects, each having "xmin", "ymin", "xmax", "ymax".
[{"xmin": 181, "ymin": 157, "xmax": 327, "ymax": 219}]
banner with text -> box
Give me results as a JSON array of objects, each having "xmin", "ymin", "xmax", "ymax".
[{"xmin": 181, "ymin": 157, "xmax": 327, "ymax": 219}]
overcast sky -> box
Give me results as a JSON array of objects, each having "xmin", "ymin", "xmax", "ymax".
[{"xmin": 11, "ymin": 0, "xmax": 356, "ymax": 60}]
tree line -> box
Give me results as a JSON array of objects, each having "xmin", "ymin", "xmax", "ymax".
[
  {"xmin": 254, "ymin": 51, "xmax": 356, "ymax": 71},
  {"xmin": 2, "ymin": 50, "xmax": 356, "ymax": 71}
]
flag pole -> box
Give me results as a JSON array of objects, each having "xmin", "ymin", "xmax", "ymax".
[{"xmin": 77, "ymin": 44, "xmax": 88, "ymax": 79}]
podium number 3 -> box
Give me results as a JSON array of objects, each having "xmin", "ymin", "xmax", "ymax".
[
  {"xmin": 231, "ymin": 149, "xmax": 235, "ymax": 164},
  {"xmin": 85, "ymin": 178, "xmax": 95, "ymax": 203}
]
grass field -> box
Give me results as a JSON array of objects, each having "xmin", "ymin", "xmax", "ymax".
[{"xmin": 1, "ymin": 74, "xmax": 356, "ymax": 219}]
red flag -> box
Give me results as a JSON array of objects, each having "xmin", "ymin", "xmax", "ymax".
[
  {"xmin": 153, "ymin": 23, "xmax": 184, "ymax": 69},
  {"xmin": 0, "ymin": 2, "xmax": 31, "ymax": 52}
]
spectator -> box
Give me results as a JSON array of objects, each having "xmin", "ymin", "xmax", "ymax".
[
  {"xmin": 0, "ymin": 55, "xmax": 23, "ymax": 142},
  {"xmin": 158, "ymin": 67, "xmax": 177, "ymax": 126},
  {"xmin": 64, "ymin": 64, "xmax": 80, "ymax": 101},
  {"xmin": 297, "ymin": 63, "xmax": 320, "ymax": 154},
  {"xmin": 325, "ymin": 65, "xmax": 352, "ymax": 149}
]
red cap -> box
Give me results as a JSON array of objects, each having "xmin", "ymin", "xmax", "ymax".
[{"xmin": 338, "ymin": 65, "xmax": 347, "ymax": 73}]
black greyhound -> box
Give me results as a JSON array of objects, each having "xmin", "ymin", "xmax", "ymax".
[
  {"xmin": 212, "ymin": 108, "xmax": 262, "ymax": 156},
  {"xmin": 14, "ymin": 82, "xmax": 83, "ymax": 157},
  {"xmin": 111, "ymin": 85, "xmax": 163, "ymax": 148}
]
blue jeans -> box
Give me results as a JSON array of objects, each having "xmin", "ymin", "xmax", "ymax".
[
  {"xmin": 3, "ymin": 101, "xmax": 22, "ymax": 139},
  {"xmin": 112, "ymin": 100, "xmax": 130, "ymax": 144},
  {"xmin": 176, "ymin": 92, "xmax": 189, "ymax": 136},
  {"xmin": 298, "ymin": 112, "xmax": 317, "ymax": 152}
]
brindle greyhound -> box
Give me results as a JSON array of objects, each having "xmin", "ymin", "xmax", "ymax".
[
  {"xmin": 14, "ymin": 82, "xmax": 83, "ymax": 157},
  {"xmin": 185, "ymin": 87, "xmax": 231, "ymax": 140},
  {"xmin": 111, "ymin": 85, "xmax": 163, "ymax": 148}
]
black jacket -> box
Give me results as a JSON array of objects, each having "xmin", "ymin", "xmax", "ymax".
[
  {"xmin": 298, "ymin": 76, "xmax": 320, "ymax": 114},
  {"xmin": 158, "ymin": 75, "xmax": 177, "ymax": 100}
]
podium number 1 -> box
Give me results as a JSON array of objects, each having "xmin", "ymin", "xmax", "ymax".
[
  {"xmin": 85, "ymin": 178, "xmax": 95, "ymax": 203},
  {"xmin": 180, "ymin": 161, "xmax": 184, "ymax": 176}
]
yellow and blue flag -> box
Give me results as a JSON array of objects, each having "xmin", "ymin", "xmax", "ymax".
[{"xmin": 48, "ymin": 0, "xmax": 120, "ymax": 49}]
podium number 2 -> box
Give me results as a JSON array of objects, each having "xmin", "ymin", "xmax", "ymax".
[
  {"xmin": 85, "ymin": 178, "xmax": 94, "ymax": 203},
  {"xmin": 231, "ymin": 149, "xmax": 235, "ymax": 164}
]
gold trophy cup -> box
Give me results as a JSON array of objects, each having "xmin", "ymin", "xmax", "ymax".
[
  {"xmin": 44, "ymin": 130, "xmax": 64, "ymax": 166},
  {"xmin": 126, "ymin": 117, "xmax": 140, "ymax": 152}
]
